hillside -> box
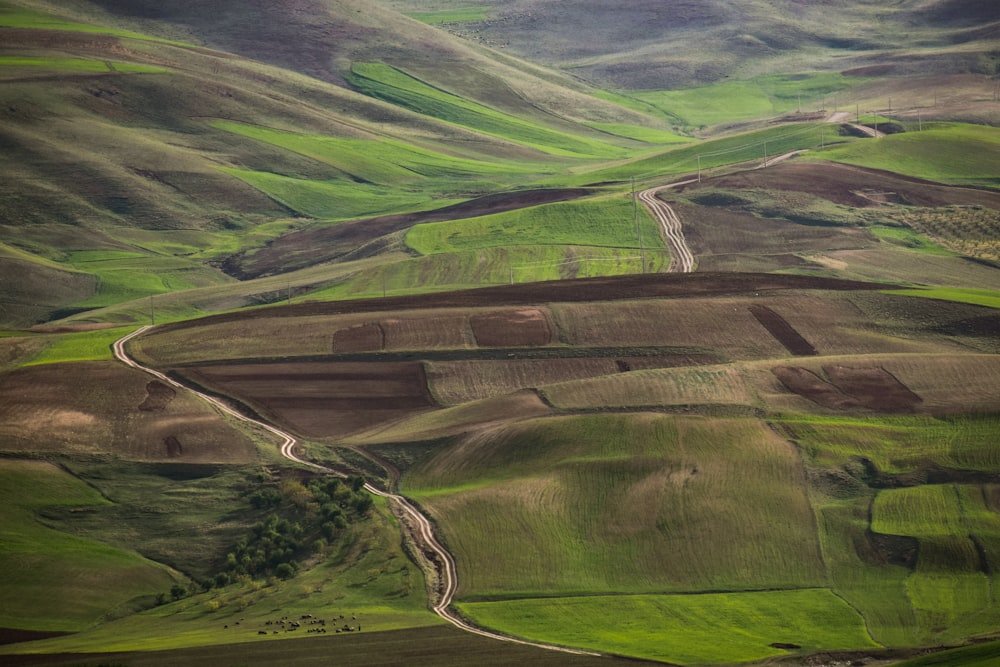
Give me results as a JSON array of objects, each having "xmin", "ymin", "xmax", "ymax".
[
  {"xmin": 0, "ymin": 0, "xmax": 668, "ymax": 327},
  {"xmin": 41, "ymin": 271, "xmax": 996, "ymax": 665},
  {"xmin": 2, "ymin": 0, "xmax": 1000, "ymax": 665},
  {"xmin": 385, "ymin": 0, "xmax": 1000, "ymax": 90}
]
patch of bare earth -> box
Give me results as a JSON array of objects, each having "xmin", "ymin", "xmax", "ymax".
[
  {"xmin": 177, "ymin": 361, "xmax": 437, "ymax": 438},
  {"xmin": 470, "ymin": 308, "xmax": 552, "ymax": 347},
  {"xmin": 332, "ymin": 322, "xmax": 385, "ymax": 353},
  {"xmin": 772, "ymin": 365, "xmax": 922, "ymax": 412},
  {"xmin": 749, "ymin": 304, "xmax": 818, "ymax": 356},
  {"xmin": 680, "ymin": 161, "xmax": 1000, "ymax": 209}
]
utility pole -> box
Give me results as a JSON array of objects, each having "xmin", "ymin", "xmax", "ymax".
[
  {"xmin": 856, "ymin": 103, "xmax": 860, "ymax": 123},
  {"xmin": 763, "ymin": 141, "xmax": 768, "ymax": 167},
  {"xmin": 149, "ymin": 295, "xmax": 155, "ymax": 326},
  {"xmin": 917, "ymin": 111, "xmax": 922, "ymax": 131},
  {"xmin": 697, "ymin": 155, "xmax": 702, "ymax": 182},
  {"xmin": 287, "ymin": 281, "xmax": 291, "ymax": 305}
]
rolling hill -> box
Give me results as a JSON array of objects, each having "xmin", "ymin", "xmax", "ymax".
[{"xmin": 1, "ymin": 0, "xmax": 1000, "ymax": 665}]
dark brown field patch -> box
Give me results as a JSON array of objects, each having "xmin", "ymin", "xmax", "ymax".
[
  {"xmin": 749, "ymin": 305, "xmax": 818, "ymax": 356},
  {"xmin": 470, "ymin": 308, "xmax": 552, "ymax": 347},
  {"xmin": 178, "ymin": 361, "xmax": 436, "ymax": 438},
  {"xmin": 824, "ymin": 365, "xmax": 922, "ymax": 412},
  {"xmin": 138, "ymin": 380, "xmax": 176, "ymax": 411},
  {"xmin": 683, "ymin": 161, "xmax": 1000, "ymax": 210},
  {"xmin": 772, "ymin": 366, "xmax": 863, "ymax": 410},
  {"xmin": 332, "ymin": 322, "xmax": 385, "ymax": 353},
  {"xmin": 772, "ymin": 365, "xmax": 922, "ymax": 413}
]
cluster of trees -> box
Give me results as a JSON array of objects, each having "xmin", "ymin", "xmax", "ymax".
[{"xmin": 212, "ymin": 475, "xmax": 373, "ymax": 587}]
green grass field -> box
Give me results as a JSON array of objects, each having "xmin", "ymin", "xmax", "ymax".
[
  {"xmin": 405, "ymin": 196, "xmax": 662, "ymax": 254},
  {"xmin": 458, "ymin": 588, "xmax": 877, "ymax": 664},
  {"xmin": 0, "ymin": 460, "xmax": 180, "ymax": 632},
  {"xmin": 0, "ymin": 55, "xmax": 167, "ymax": 73},
  {"xmin": 776, "ymin": 414, "xmax": 1000, "ymax": 474},
  {"xmin": 566, "ymin": 122, "xmax": 845, "ymax": 186},
  {"xmin": 817, "ymin": 124, "xmax": 1000, "ymax": 189},
  {"xmin": 345, "ymin": 63, "xmax": 628, "ymax": 158},
  {"xmin": 405, "ymin": 414, "xmax": 824, "ymax": 599},
  {"xmin": 631, "ymin": 72, "xmax": 863, "ymax": 129},
  {"xmin": 24, "ymin": 326, "xmax": 132, "ymax": 366},
  {"xmin": 404, "ymin": 7, "xmax": 490, "ymax": 24}
]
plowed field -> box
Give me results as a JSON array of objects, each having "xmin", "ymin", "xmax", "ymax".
[{"xmin": 177, "ymin": 361, "xmax": 435, "ymax": 438}]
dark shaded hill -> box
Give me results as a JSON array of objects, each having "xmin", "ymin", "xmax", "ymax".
[{"xmin": 384, "ymin": 0, "xmax": 1000, "ymax": 89}]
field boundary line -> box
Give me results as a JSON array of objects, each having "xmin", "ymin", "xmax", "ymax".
[{"xmin": 112, "ymin": 326, "xmax": 600, "ymax": 657}]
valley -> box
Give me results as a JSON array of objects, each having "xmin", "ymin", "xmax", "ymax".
[{"xmin": 1, "ymin": 0, "xmax": 999, "ymax": 665}]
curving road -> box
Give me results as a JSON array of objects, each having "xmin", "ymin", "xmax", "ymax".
[
  {"xmin": 639, "ymin": 180, "xmax": 697, "ymax": 273},
  {"xmin": 113, "ymin": 326, "xmax": 598, "ymax": 657}
]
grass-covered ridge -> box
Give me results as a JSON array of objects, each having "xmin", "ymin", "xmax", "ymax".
[
  {"xmin": 345, "ymin": 63, "xmax": 630, "ymax": 158},
  {"xmin": 817, "ymin": 124, "xmax": 1000, "ymax": 189},
  {"xmin": 0, "ymin": 460, "xmax": 180, "ymax": 632},
  {"xmin": 631, "ymin": 72, "xmax": 864, "ymax": 129}
]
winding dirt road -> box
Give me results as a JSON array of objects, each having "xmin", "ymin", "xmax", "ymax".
[
  {"xmin": 639, "ymin": 180, "xmax": 697, "ymax": 273},
  {"xmin": 113, "ymin": 326, "xmax": 597, "ymax": 657}
]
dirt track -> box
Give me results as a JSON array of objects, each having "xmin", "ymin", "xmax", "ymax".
[{"xmin": 639, "ymin": 181, "xmax": 697, "ymax": 272}]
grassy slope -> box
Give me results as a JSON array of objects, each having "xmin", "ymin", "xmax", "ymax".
[
  {"xmin": 0, "ymin": 1, "xmax": 668, "ymax": 328},
  {"xmin": 816, "ymin": 124, "xmax": 1000, "ymax": 189},
  {"xmin": 0, "ymin": 460, "xmax": 181, "ymax": 632},
  {"xmin": 4, "ymin": 493, "xmax": 438, "ymax": 655},
  {"xmin": 4, "ymin": 1, "xmax": 1000, "ymax": 665},
  {"xmin": 405, "ymin": 414, "xmax": 824, "ymax": 598}
]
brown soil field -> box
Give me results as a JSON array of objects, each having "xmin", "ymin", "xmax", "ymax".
[
  {"xmin": 772, "ymin": 364, "xmax": 922, "ymax": 412},
  {"xmin": 176, "ymin": 361, "xmax": 436, "ymax": 438},
  {"xmin": 469, "ymin": 308, "xmax": 552, "ymax": 347},
  {"xmin": 128, "ymin": 273, "xmax": 1000, "ymax": 450},
  {"xmin": 673, "ymin": 200, "xmax": 877, "ymax": 272},
  {"xmin": 749, "ymin": 304, "xmax": 818, "ymax": 356},
  {"xmin": 331, "ymin": 322, "xmax": 385, "ymax": 353},
  {"xmin": 551, "ymin": 297, "xmax": 791, "ymax": 360},
  {"xmin": 679, "ymin": 161, "xmax": 1000, "ymax": 210},
  {"xmin": 381, "ymin": 313, "xmax": 475, "ymax": 351},
  {"xmin": 0, "ymin": 362, "xmax": 257, "ymax": 462},
  {"xmin": 225, "ymin": 188, "xmax": 594, "ymax": 278}
]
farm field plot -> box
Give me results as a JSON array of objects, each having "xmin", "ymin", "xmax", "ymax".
[
  {"xmin": 0, "ymin": 362, "xmax": 257, "ymax": 463},
  {"xmin": 671, "ymin": 200, "xmax": 878, "ymax": 273},
  {"xmin": 870, "ymin": 484, "xmax": 1000, "ymax": 642},
  {"xmin": 550, "ymin": 298, "xmax": 788, "ymax": 359},
  {"xmin": 458, "ymin": 588, "xmax": 877, "ymax": 665},
  {"xmin": 548, "ymin": 291, "xmax": 924, "ymax": 360},
  {"xmin": 427, "ymin": 355, "xmax": 714, "ymax": 406},
  {"xmin": 766, "ymin": 354, "xmax": 1000, "ymax": 415},
  {"xmin": 176, "ymin": 361, "xmax": 436, "ymax": 439},
  {"xmin": 540, "ymin": 363, "xmax": 763, "ymax": 412},
  {"xmin": 404, "ymin": 414, "xmax": 824, "ymax": 597}
]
